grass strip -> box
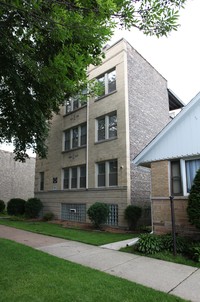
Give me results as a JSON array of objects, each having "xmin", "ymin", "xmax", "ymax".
[
  {"xmin": 0, "ymin": 219, "xmax": 135, "ymax": 246},
  {"xmin": 0, "ymin": 238, "xmax": 188, "ymax": 302}
]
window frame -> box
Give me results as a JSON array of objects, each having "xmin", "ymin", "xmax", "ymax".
[
  {"xmin": 170, "ymin": 158, "xmax": 200, "ymax": 196},
  {"xmin": 96, "ymin": 111, "xmax": 117, "ymax": 142},
  {"xmin": 39, "ymin": 172, "xmax": 44, "ymax": 191},
  {"xmin": 63, "ymin": 165, "xmax": 86, "ymax": 190},
  {"xmin": 63, "ymin": 123, "xmax": 87, "ymax": 151},
  {"xmin": 96, "ymin": 160, "xmax": 118, "ymax": 188},
  {"xmin": 96, "ymin": 68, "xmax": 116, "ymax": 98},
  {"xmin": 65, "ymin": 92, "xmax": 87, "ymax": 114}
]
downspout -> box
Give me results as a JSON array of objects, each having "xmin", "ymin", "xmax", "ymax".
[{"xmin": 86, "ymin": 94, "xmax": 89, "ymax": 190}]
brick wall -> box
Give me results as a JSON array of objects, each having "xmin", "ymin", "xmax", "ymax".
[
  {"xmin": 151, "ymin": 161, "xmax": 169, "ymax": 197},
  {"xmin": 127, "ymin": 42, "xmax": 170, "ymax": 217},
  {"xmin": 151, "ymin": 160, "xmax": 200, "ymax": 238},
  {"xmin": 0, "ymin": 150, "xmax": 35, "ymax": 202}
]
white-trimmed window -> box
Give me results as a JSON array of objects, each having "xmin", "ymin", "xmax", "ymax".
[
  {"xmin": 96, "ymin": 68, "xmax": 116, "ymax": 98},
  {"xmin": 65, "ymin": 90, "xmax": 87, "ymax": 114},
  {"xmin": 64, "ymin": 124, "xmax": 87, "ymax": 151},
  {"xmin": 63, "ymin": 165, "xmax": 86, "ymax": 189},
  {"xmin": 96, "ymin": 111, "xmax": 117, "ymax": 142},
  {"xmin": 96, "ymin": 160, "xmax": 118, "ymax": 187},
  {"xmin": 171, "ymin": 158, "xmax": 200, "ymax": 196}
]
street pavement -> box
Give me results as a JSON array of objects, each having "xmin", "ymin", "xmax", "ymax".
[{"xmin": 0, "ymin": 225, "xmax": 200, "ymax": 302}]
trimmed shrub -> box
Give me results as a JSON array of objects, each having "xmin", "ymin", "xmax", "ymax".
[
  {"xmin": 87, "ymin": 202, "xmax": 109, "ymax": 229},
  {"xmin": 187, "ymin": 168, "xmax": 200, "ymax": 229},
  {"xmin": 124, "ymin": 205, "xmax": 142, "ymax": 230},
  {"xmin": 0, "ymin": 200, "xmax": 5, "ymax": 213},
  {"xmin": 25, "ymin": 198, "xmax": 43, "ymax": 218},
  {"xmin": 43, "ymin": 212, "xmax": 55, "ymax": 221},
  {"xmin": 7, "ymin": 198, "xmax": 26, "ymax": 216},
  {"xmin": 136, "ymin": 234, "xmax": 163, "ymax": 254}
]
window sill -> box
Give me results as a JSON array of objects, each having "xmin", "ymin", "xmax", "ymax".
[
  {"xmin": 95, "ymin": 90, "xmax": 117, "ymax": 102},
  {"xmin": 63, "ymin": 104, "xmax": 87, "ymax": 117},
  {"xmin": 62, "ymin": 145, "xmax": 86, "ymax": 153},
  {"xmin": 95, "ymin": 137, "xmax": 118, "ymax": 145}
]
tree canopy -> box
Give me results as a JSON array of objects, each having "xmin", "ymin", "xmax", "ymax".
[{"xmin": 0, "ymin": 0, "xmax": 187, "ymax": 161}]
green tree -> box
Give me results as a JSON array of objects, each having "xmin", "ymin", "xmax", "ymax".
[
  {"xmin": 187, "ymin": 168, "xmax": 200, "ymax": 229},
  {"xmin": 0, "ymin": 0, "xmax": 187, "ymax": 161}
]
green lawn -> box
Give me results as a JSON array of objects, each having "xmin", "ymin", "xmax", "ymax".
[
  {"xmin": 0, "ymin": 238, "xmax": 188, "ymax": 302},
  {"xmin": 0, "ymin": 218, "xmax": 136, "ymax": 246}
]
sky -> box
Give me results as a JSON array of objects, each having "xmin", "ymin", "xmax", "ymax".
[
  {"xmin": 0, "ymin": 0, "xmax": 198, "ymax": 153},
  {"xmin": 110, "ymin": 0, "xmax": 200, "ymax": 105}
]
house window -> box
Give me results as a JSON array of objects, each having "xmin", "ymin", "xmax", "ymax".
[
  {"xmin": 97, "ymin": 112, "xmax": 117, "ymax": 142},
  {"xmin": 97, "ymin": 68, "xmax": 116, "ymax": 98},
  {"xmin": 185, "ymin": 159, "xmax": 200, "ymax": 193},
  {"xmin": 97, "ymin": 160, "xmax": 118, "ymax": 187},
  {"xmin": 65, "ymin": 90, "xmax": 87, "ymax": 114},
  {"xmin": 64, "ymin": 124, "xmax": 87, "ymax": 151},
  {"xmin": 39, "ymin": 172, "xmax": 44, "ymax": 191},
  {"xmin": 63, "ymin": 165, "xmax": 86, "ymax": 189},
  {"xmin": 171, "ymin": 158, "xmax": 200, "ymax": 195},
  {"xmin": 171, "ymin": 161, "xmax": 182, "ymax": 196}
]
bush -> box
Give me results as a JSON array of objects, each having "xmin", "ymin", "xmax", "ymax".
[
  {"xmin": 136, "ymin": 234, "xmax": 163, "ymax": 254},
  {"xmin": 43, "ymin": 212, "xmax": 55, "ymax": 221},
  {"xmin": 187, "ymin": 168, "xmax": 200, "ymax": 229},
  {"xmin": 7, "ymin": 198, "xmax": 26, "ymax": 216},
  {"xmin": 161, "ymin": 234, "xmax": 188, "ymax": 253},
  {"xmin": 124, "ymin": 205, "xmax": 142, "ymax": 230},
  {"xmin": 87, "ymin": 202, "xmax": 109, "ymax": 229},
  {"xmin": 25, "ymin": 198, "xmax": 43, "ymax": 218},
  {"xmin": 187, "ymin": 244, "xmax": 200, "ymax": 262},
  {"xmin": 0, "ymin": 200, "xmax": 5, "ymax": 213}
]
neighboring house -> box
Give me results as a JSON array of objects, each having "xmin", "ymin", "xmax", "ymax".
[
  {"xmin": 133, "ymin": 92, "xmax": 200, "ymax": 237},
  {"xmin": 0, "ymin": 150, "xmax": 35, "ymax": 202},
  {"xmin": 34, "ymin": 38, "xmax": 183, "ymax": 228}
]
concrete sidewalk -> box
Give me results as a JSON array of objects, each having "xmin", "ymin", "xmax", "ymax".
[{"xmin": 0, "ymin": 225, "xmax": 200, "ymax": 302}]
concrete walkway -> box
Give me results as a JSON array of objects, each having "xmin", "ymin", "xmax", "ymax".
[{"xmin": 0, "ymin": 225, "xmax": 200, "ymax": 302}]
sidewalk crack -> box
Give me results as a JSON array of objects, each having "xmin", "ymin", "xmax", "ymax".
[{"xmin": 168, "ymin": 267, "xmax": 199, "ymax": 294}]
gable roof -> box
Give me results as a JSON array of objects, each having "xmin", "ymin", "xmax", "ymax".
[{"xmin": 133, "ymin": 92, "xmax": 200, "ymax": 167}]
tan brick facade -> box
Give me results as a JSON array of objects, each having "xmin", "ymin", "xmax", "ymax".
[{"xmin": 35, "ymin": 39, "xmax": 171, "ymax": 228}]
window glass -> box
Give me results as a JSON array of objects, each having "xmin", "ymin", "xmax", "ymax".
[
  {"xmin": 108, "ymin": 69, "xmax": 116, "ymax": 93},
  {"xmin": 39, "ymin": 172, "xmax": 44, "ymax": 191},
  {"xmin": 71, "ymin": 167, "xmax": 77, "ymax": 188},
  {"xmin": 171, "ymin": 161, "xmax": 182, "ymax": 195},
  {"xmin": 63, "ymin": 168, "xmax": 69, "ymax": 189},
  {"xmin": 109, "ymin": 114, "xmax": 117, "ymax": 138},
  {"xmin": 64, "ymin": 130, "xmax": 70, "ymax": 150},
  {"xmin": 66, "ymin": 99, "xmax": 71, "ymax": 113},
  {"xmin": 80, "ymin": 165, "xmax": 86, "ymax": 188},
  {"xmin": 97, "ymin": 76, "xmax": 105, "ymax": 97},
  {"xmin": 98, "ymin": 117, "xmax": 105, "ymax": 141},
  {"xmin": 72, "ymin": 127, "xmax": 78, "ymax": 148},
  {"xmin": 186, "ymin": 159, "xmax": 200, "ymax": 193},
  {"xmin": 81, "ymin": 124, "xmax": 87, "ymax": 146},
  {"xmin": 98, "ymin": 162, "xmax": 106, "ymax": 187},
  {"xmin": 72, "ymin": 97, "xmax": 79, "ymax": 110},
  {"xmin": 109, "ymin": 160, "xmax": 118, "ymax": 186}
]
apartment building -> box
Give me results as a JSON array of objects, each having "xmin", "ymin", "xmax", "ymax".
[{"xmin": 34, "ymin": 39, "xmax": 183, "ymax": 227}]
